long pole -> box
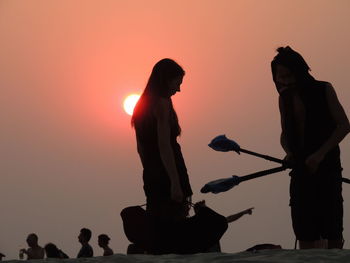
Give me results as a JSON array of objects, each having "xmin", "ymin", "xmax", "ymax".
[{"xmin": 239, "ymin": 148, "xmax": 286, "ymax": 165}]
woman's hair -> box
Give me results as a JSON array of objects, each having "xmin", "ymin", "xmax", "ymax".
[
  {"xmin": 271, "ymin": 46, "xmax": 314, "ymax": 88},
  {"xmin": 143, "ymin": 58, "xmax": 185, "ymax": 98},
  {"xmin": 44, "ymin": 243, "xmax": 60, "ymax": 258},
  {"xmin": 131, "ymin": 58, "xmax": 185, "ymax": 135}
]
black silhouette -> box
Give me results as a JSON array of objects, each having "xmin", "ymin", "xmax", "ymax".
[
  {"xmin": 271, "ymin": 46, "xmax": 350, "ymax": 249},
  {"xmin": 226, "ymin": 207, "xmax": 254, "ymax": 223},
  {"xmin": 202, "ymin": 135, "xmax": 349, "ymax": 193},
  {"xmin": 132, "ymin": 59, "xmax": 193, "ymax": 221},
  {"xmin": 121, "ymin": 201, "xmax": 228, "ymax": 254},
  {"xmin": 77, "ymin": 228, "xmax": 93, "ymax": 258},
  {"xmin": 44, "ymin": 243, "xmax": 69, "ymax": 259},
  {"xmin": 19, "ymin": 233, "xmax": 45, "ymax": 260},
  {"xmin": 131, "ymin": 59, "xmax": 193, "ymax": 252},
  {"xmin": 98, "ymin": 234, "xmax": 114, "ymax": 256}
]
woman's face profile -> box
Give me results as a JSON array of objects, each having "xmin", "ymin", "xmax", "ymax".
[
  {"xmin": 168, "ymin": 75, "xmax": 183, "ymax": 96},
  {"xmin": 275, "ymin": 64, "xmax": 297, "ymax": 91}
]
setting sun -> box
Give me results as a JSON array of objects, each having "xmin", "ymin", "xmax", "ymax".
[{"xmin": 123, "ymin": 94, "xmax": 140, "ymax": 116}]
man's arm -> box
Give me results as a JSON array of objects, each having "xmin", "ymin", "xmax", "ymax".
[
  {"xmin": 226, "ymin": 207, "xmax": 254, "ymax": 223},
  {"xmin": 320, "ymin": 84, "xmax": 350, "ymax": 153},
  {"xmin": 305, "ymin": 84, "xmax": 350, "ymax": 173}
]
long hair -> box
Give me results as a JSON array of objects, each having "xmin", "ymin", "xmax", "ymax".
[
  {"xmin": 131, "ymin": 58, "xmax": 185, "ymax": 136},
  {"xmin": 44, "ymin": 243, "xmax": 61, "ymax": 258},
  {"xmin": 271, "ymin": 46, "xmax": 314, "ymax": 155},
  {"xmin": 271, "ymin": 46, "xmax": 314, "ymax": 92}
]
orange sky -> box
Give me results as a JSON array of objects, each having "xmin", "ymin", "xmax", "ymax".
[{"xmin": 1, "ymin": 0, "xmax": 350, "ymax": 259}]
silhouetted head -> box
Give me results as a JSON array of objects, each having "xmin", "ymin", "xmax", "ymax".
[
  {"xmin": 44, "ymin": 243, "xmax": 60, "ymax": 258},
  {"xmin": 144, "ymin": 58, "xmax": 185, "ymax": 98},
  {"xmin": 78, "ymin": 228, "xmax": 92, "ymax": 243},
  {"xmin": 26, "ymin": 233, "xmax": 39, "ymax": 247},
  {"xmin": 131, "ymin": 58, "xmax": 184, "ymax": 135},
  {"xmin": 271, "ymin": 46, "xmax": 313, "ymax": 94},
  {"xmin": 98, "ymin": 234, "xmax": 110, "ymax": 247}
]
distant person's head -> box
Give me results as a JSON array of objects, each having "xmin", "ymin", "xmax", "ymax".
[
  {"xmin": 271, "ymin": 46, "xmax": 313, "ymax": 94},
  {"xmin": 98, "ymin": 234, "xmax": 110, "ymax": 248},
  {"xmin": 44, "ymin": 243, "xmax": 60, "ymax": 258},
  {"xmin": 78, "ymin": 228, "xmax": 92, "ymax": 244},
  {"xmin": 26, "ymin": 233, "xmax": 39, "ymax": 247}
]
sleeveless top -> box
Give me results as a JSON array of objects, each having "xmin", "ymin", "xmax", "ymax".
[
  {"xmin": 135, "ymin": 105, "xmax": 193, "ymax": 202},
  {"xmin": 284, "ymin": 80, "xmax": 341, "ymax": 174}
]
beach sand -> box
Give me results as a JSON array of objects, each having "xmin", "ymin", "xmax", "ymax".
[{"xmin": 3, "ymin": 249, "xmax": 350, "ymax": 263}]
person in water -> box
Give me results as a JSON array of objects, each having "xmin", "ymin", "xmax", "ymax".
[
  {"xmin": 271, "ymin": 46, "xmax": 350, "ymax": 249},
  {"xmin": 77, "ymin": 228, "xmax": 93, "ymax": 258},
  {"xmin": 98, "ymin": 234, "xmax": 114, "ymax": 256},
  {"xmin": 19, "ymin": 233, "xmax": 45, "ymax": 260},
  {"xmin": 132, "ymin": 58, "xmax": 193, "ymax": 224},
  {"xmin": 44, "ymin": 243, "xmax": 69, "ymax": 259}
]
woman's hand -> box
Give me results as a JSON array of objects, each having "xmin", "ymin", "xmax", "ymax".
[{"xmin": 305, "ymin": 151, "xmax": 325, "ymax": 174}]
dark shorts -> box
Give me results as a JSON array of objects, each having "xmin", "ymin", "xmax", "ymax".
[{"xmin": 290, "ymin": 168, "xmax": 343, "ymax": 241}]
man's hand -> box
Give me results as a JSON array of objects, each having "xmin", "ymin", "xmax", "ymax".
[{"xmin": 305, "ymin": 151, "xmax": 325, "ymax": 174}]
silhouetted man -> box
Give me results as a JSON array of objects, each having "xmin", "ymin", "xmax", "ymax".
[
  {"xmin": 77, "ymin": 228, "xmax": 93, "ymax": 258},
  {"xmin": 19, "ymin": 233, "xmax": 45, "ymax": 260},
  {"xmin": 271, "ymin": 46, "xmax": 350, "ymax": 249}
]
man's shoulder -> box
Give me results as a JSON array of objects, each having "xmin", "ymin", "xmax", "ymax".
[
  {"xmin": 85, "ymin": 243, "xmax": 93, "ymax": 249},
  {"xmin": 315, "ymin": 80, "xmax": 333, "ymax": 89},
  {"xmin": 79, "ymin": 243, "xmax": 93, "ymax": 256},
  {"xmin": 80, "ymin": 244, "xmax": 93, "ymax": 251}
]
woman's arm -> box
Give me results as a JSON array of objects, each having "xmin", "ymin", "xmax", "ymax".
[
  {"xmin": 226, "ymin": 207, "xmax": 254, "ymax": 223},
  {"xmin": 154, "ymin": 98, "xmax": 184, "ymax": 202},
  {"xmin": 136, "ymin": 135, "xmax": 145, "ymax": 163},
  {"xmin": 305, "ymin": 84, "xmax": 350, "ymax": 173}
]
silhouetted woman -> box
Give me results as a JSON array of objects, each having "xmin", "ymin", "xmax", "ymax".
[
  {"xmin": 44, "ymin": 243, "xmax": 69, "ymax": 259},
  {"xmin": 271, "ymin": 46, "xmax": 350, "ymax": 249},
  {"xmin": 132, "ymin": 58, "xmax": 193, "ymax": 224}
]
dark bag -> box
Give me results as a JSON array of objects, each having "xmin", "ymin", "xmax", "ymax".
[
  {"xmin": 172, "ymin": 206, "xmax": 228, "ymax": 254},
  {"xmin": 120, "ymin": 205, "xmax": 228, "ymax": 254},
  {"xmin": 120, "ymin": 206, "xmax": 151, "ymax": 246}
]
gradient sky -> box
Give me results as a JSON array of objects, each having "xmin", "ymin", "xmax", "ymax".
[{"xmin": 1, "ymin": 0, "xmax": 350, "ymax": 259}]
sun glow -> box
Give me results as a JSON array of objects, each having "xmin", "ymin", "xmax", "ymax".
[{"xmin": 123, "ymin": 94, "xmax": 140, "ymax": 116}]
